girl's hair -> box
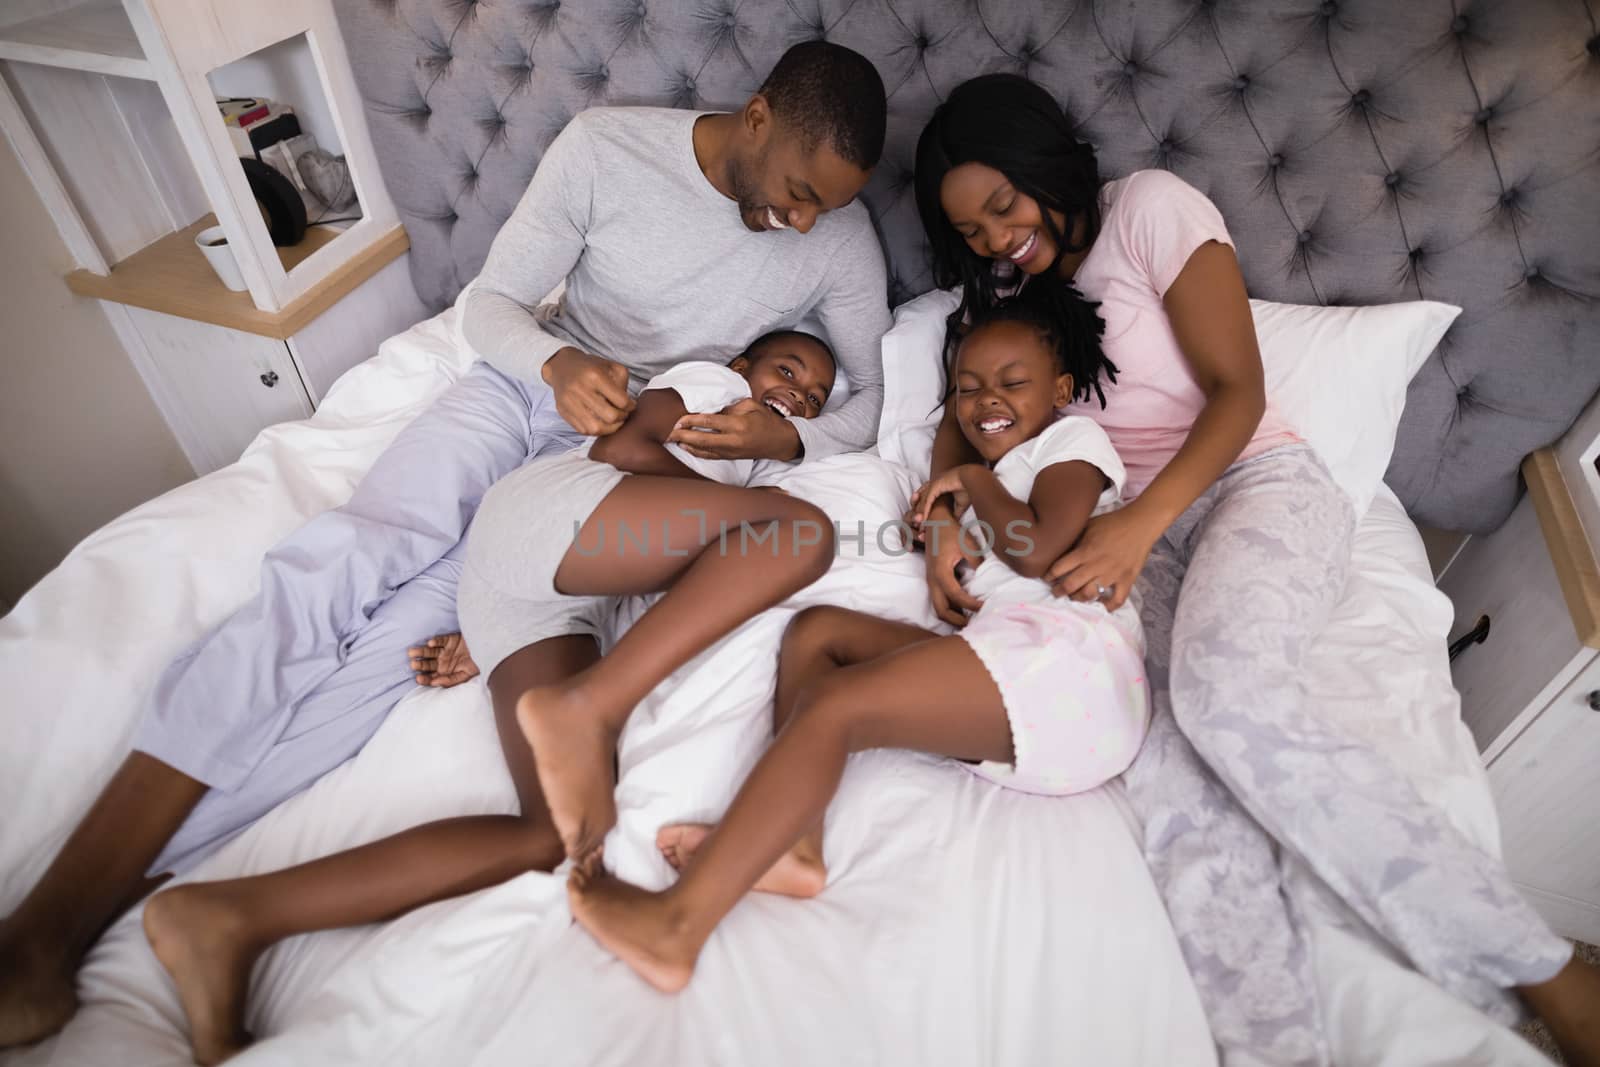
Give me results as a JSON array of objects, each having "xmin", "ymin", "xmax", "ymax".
[
  {"xmin": 961, "ymin": 282, "xmax": 1114, "ymax": 408},
  {"xmin": 915, "ymin": 73, "xmax": 1116, "ymax": 406}
]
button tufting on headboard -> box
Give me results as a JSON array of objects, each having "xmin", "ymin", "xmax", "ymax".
[{"xmin": 331, "ymin": 0, "xmax": 1600, "ymax": 534}]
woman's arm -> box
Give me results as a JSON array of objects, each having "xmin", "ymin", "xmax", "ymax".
[
  {"xmin": 1045, "ymin": 241, "xmax": 1265, "ymax": 608},
  {"xmin": 587, "ymin": 390, "xmax": 709, "ymax": 481},
  {"xmin": 916, "ymin": 402, "xmax": 987, "ymax": 626},
  {"xmin": 1126, "ymin": 240, "xmax": 1264, "ymax": 529}
]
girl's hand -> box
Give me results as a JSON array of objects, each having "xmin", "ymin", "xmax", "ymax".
[
  {"xmin": 1043, "ymin": 506, "xmax": 1163, "ymax": 613},
  {"xmin": 910, "ymin": 466, "xmax": 975, "ymax": 528}
]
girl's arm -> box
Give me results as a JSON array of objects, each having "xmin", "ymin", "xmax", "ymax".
[
  {"xmin": 944, "ymin": 461, "xmax": 1107, "ymax": 579},
  {"xmin": 1045, "ymin": 241, "xmax": 1263, "ymax": 608},
  {"xmin": 587, "ymin": 389, "xmax": 709, "ymax": 481}
]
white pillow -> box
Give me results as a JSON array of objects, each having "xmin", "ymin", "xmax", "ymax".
[
  {"xmin": 875, "ymin": 287, "xmax": 961, "ymax": 475},
  {"xmin": 1251, "ymin": 298, "xmax": 1458, "ymax": 512},
  {"xmin": 875, "ymin": 288, "xmax": 1460, "ymax": 514}
]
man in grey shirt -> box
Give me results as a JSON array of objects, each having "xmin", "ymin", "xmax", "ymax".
[{"xmin": 0, "ymin": 43, "xmax": 890, "ymax": 1051}]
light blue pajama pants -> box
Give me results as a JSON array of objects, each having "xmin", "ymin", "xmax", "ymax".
[
  {"xmin": 1125, "ymin": 445, "xmax": 1572, "ymax": 1067},
  {"xmin": 140, "ymin": 361, "xmax": 583, "ymax": 875}
]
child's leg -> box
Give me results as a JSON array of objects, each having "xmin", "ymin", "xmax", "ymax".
[
  {"xmin": 522, "ymin": 478, "xmax": 835, "ymax": 859},
  {"xmin": 141, "ymin": 635, "xmax": 595, "ymax": 1066},
  {"xmin": 658, "ymin": 606, "xmax": 938, "ymax": 896},
  {"xmin": 568, "ymin": 631, "xmax": 1012, "ymax": 992}
]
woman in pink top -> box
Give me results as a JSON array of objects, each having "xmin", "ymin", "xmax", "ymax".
[{"xmin": 914, "ymin": 74, "xmax": 1599, "ymax": 1067}]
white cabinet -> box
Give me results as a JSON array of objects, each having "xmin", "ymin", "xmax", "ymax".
[
  {"xmin": 0, "ymin": 0, "xmax": 429, "ymax": 475},
  {"xmin": 1440, "ymin": 394, "xmax": 1600, "ymax": 944}
]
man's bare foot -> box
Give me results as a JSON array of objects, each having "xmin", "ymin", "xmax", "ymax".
[
  {"xmin": 408, "ymin": 633, "xmax": 479, "ymax": 688},
  {"xmin": 567, "ymin": 856, "xmax": 702, "ymax": 994},
  {"xmin": 0, "ymin": 923, "xmax": 78, "ymax": 1048},
  {"xmin": 142, "ymin": 886, "xmax": 259, "ymax": 1065},
  {"xmin": 657, "ymin": 824, "xmax": 826, "ymax": 898},
  {"xmin": 517, "ymin": 683, "xmax": 620, "ymax": 859},
  {"xmin": 1521, "ymin": 954, "xmax": 1600, "ymax": 1067}
]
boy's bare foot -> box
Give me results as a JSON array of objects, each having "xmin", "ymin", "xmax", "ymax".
[
  {"xmin": 142, "ymin": 886, "xmax": 259, "ymax": 1065},
  {"xmin": 517, "ymin": 683, "xmax": 620, "ymax": 859},
  {"xmin": 567, "ymin": 856, "xmax": 702, "ymax": 994},
  {"xmin": 1522, "ymin": 954, "xmax": 1600, "ymax": 1067},
  {"xmin": 408, "ymin": 633, "xmax": 479, "ymax": 688},
  {"xmin": 0, "ymin": 923, "xmax": 78, "ymax": 1048},
  {"xmin": 657, "ymin": 824, "xmax": 826, "ymax": 898}
]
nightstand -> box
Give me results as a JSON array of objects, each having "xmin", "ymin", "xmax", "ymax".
[
  {"xmin": 1439, "ymin": 391, "xmax": 1600, "ymax": 943},
  {"xmin": 0, "ymin": 0, "xmax": 430, "ymax": 474}
]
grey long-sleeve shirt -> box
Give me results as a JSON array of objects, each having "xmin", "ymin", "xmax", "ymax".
[{"xmin": 461, "ymin": 107, "xmax": 891, "ymax": 458}]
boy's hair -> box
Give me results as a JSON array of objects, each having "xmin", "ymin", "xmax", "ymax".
[
  {"xmin": 759, "ymin": 42, "xmax": 887, "ymax": 170},
  {"xmin": 961, "ymin": 282, "xmax": 1118, "ymax": 408},
  {"xmin": 737, "ymin": 329, "xmax": 837, "ymax": 373}
]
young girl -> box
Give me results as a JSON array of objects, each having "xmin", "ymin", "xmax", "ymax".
[
  {"xmin": 566, "ymin": 288, "xmax": 1150, "ymax": 993},
  {"xmin": 141, "ymin": 331, "xmax": 838, "ymax": 1065}
]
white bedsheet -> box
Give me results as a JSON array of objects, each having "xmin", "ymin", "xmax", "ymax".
[{"xmin": 0, "ymin": 308, "xmax": 1546, "ymax": 1066}]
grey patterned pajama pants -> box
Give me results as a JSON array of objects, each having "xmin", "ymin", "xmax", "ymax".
[{"xmin": 1124, "ymin": 445, "xmax": 1572, "ymax": 1067}]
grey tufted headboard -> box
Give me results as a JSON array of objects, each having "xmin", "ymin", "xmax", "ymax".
[{"xmin": 332, "ymin": 0, "xmax": 1600, "ymax": 533}]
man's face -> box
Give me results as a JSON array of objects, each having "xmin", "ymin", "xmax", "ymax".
[{"xmin": 727, "ymin": 97, "xmax": 871, "ymax": 234}]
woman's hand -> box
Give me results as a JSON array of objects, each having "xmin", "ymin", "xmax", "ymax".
[
  {"xmin": 916, "ymin": 499, "xmax": 983, "ymax": 627},
  {"xmin": 1043, "ymin": 505, "xmax": 1164, "ymax": 612}
]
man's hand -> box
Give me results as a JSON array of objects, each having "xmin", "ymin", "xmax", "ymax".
[
  {"xmin": 667, "ymin": 397, "xmax": 802, "ymax": 461},
  {"xmin": 542, "ymin": 347, "xmax": 634, "ymax": 436}
]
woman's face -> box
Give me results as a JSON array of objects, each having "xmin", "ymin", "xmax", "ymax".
[{"xmin": 939, "ymin": 162, "xmax": 1064, "ymax": 276}]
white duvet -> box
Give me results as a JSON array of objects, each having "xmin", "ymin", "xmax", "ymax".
[{"xmin": 0, "ymin": 308, "xmax": 1547, "ymax": 1066}]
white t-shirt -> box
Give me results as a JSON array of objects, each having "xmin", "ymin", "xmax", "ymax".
[
  {"xmin": 959, "ymin": 416, "xmax": 1137, "ymax": 622},
  {"xmin": 580, "ymin": 361, "xmax": 763, "ymax": 487}
]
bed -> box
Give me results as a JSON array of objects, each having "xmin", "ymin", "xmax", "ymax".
[{"xmin": 4, "ymin": 0, "xmax": 1597, "ymax": 1064}]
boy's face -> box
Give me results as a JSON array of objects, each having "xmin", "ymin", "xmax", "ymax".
[
  {"xmin": 731, "ymin": 336, "xmax": 836, "ymax": 419},
  {"xmin": 953, "ymin": 320, "xmax": 1074, "ymax": 463}
]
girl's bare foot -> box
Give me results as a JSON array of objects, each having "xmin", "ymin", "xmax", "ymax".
[
  {"xmin": 1522, "ymin": 954, "xmax": 1600, "ymax": 1067},
  {"xmin": 0, "ymin": 923, "xmax": 78, "ymax": 1048},
  {"xmin": 142, "ymin": 886, "xmax": 259, "ymax": 1065},
  {"xmin": 517, "ymin": 684, "xmax": 620, "ymax": 859},
  {"xmin": 567, "ymin": 856, "xmax": 702, "ymax": 994},
  {"xmin": 407, "ymin": 633, "xmax": 480, "ymax": 688},
  {"xmin": 657, "ymin": 824, "xmax": 826, "ymax": 898}
]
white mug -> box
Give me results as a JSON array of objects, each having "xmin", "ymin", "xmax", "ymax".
[{"xmin": 195, "ymin": 225, "xmax": 247, "ymax": 292}]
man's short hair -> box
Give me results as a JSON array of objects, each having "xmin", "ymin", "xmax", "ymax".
[{"xmin": 758, "ymin": 41, "xmax": 887, "ymax": 170}]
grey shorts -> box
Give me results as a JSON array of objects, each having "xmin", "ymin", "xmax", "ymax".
[{"xmin": 460, "ymin": 450, "xmax": 625, "ymax": 677}]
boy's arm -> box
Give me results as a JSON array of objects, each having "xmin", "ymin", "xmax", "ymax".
[
  {"xmin": 588, "ymin": 389, "xmax": 708, "ymax": 481},
  {"xmin": 959, "ymin": 461, "xmax": 1107, "ymax": 579}
]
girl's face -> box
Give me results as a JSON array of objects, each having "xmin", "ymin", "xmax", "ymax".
[
  {"xmin": 939, "ymin": 162, "xmax": 1065, "ymax": 276},
  {"xmin": 953, "ymin": 320, "xmax": 1075, "ymax": 463}
]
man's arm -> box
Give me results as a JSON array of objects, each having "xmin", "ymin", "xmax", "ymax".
[
  {"xmin": 461, "ymin": 116, "xmax": 596, "ymax": 384},
  {"xmin": 792, "ymin": 223, "xmax": 891, "ymax": 458},
  {"xmin": 587, "ymin": 389, "xmax": 707, "ymax": 480}
]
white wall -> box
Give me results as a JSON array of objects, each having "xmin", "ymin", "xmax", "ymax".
[{"xmin": 0, "ymin": 130, "xmax": 193, "ymax": 608}]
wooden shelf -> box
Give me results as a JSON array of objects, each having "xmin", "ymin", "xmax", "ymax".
[
  {"xmin": 1526, "ymin": 448, "xmax": 1600, "ymax": 649},
  {"xmin": 0, "ymin": 0, "xmax": 154, "ymax": 80},
  {"xmin": 65, "ymin": 215, "xmax": 410, "ymax": 339}
]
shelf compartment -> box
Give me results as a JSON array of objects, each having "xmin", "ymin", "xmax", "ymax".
[{"xmin": 0, "ymin": 0, "xmax": 154, "ymax": 81}]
